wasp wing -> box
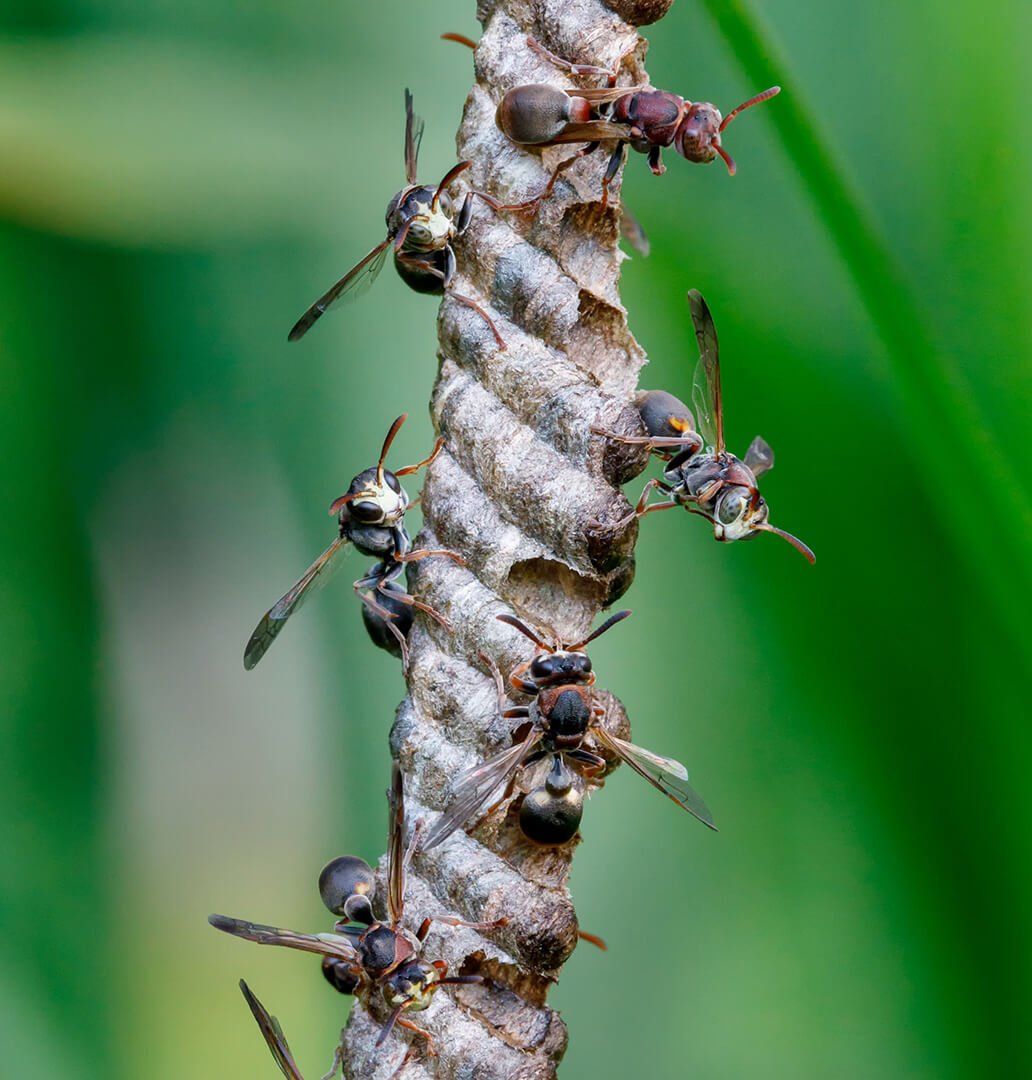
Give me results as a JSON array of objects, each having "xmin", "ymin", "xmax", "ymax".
[
  {"xmin": 744, "ymin": 435, "xmax": 774, "ymax": 477},
  {"xmin": 243, "ymin": 537, "xmax": 348, "ymax": 670},
  {"xmin": 688, "ymin": 289, "xmax": 724, "ymax": 453},
  {"xmin": 239, "ymin": 981, "xmax": 305, "ymax": 1080},
  {"xmin": 544, "ymin": 120, "xmax": 632, "ymax": 144},
  {"xmin": 287, "ymin": 238, "xmax": 392, "ymax": 342},
  {"xmin": 420, "ymin": 729, "xmax": 543, "ymax": 850},
  {"xmin": 591, "ymin": 725, "xmax": 717, "ymax": 830},
  {"xmin": 209, "ymin": 915, "xmax": 363, "ymax": 963},
  {"xmin": 619, "ymin": 204, "xmax": 650, "ymax": 258},
  {"xmin": 403, "ymin": 89, "xmax": 425, "ymax": 185},
  {"xmin": 567, "ymin": 85, "xmax": 645, "ymax": 104},
  {"xmin": 386, "ymin": 760, "xmax": 409, "ymax": 927}
]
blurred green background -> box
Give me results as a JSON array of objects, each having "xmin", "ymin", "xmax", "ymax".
[{"xmin": 2, "ymin": 1, "xmax": 1029, "ymax": 1077}]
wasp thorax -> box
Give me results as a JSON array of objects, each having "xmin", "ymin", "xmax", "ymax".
[
  {"xmin": 360, "ymin": 925, "xmax": 403, "ymax": 973},
  {"xmin": 547, "ymin": 688, "xmax": 592, "ymax": 738},
  {"xmin": 675, "ymin": 103, "xmax": 722, "ymax": 163},
  {"xmin": 496, "ymin": 84, "xmax": 589, "ymax": 145}
]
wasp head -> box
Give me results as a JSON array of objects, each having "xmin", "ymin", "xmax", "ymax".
[
  {"xmin": 332, "ymin": 466, "xmax": 408, "ymax": 530},
  {"xmin": 529, "ymin": 650, "xmax": 594, "ymax": 687},
  {"xmin": 382, "ymin": 959, "xmax": 440, "ymax": 1013},
  {"xmin": 674, "ymin": 102, "xmax": 724, "ymax": 166}
]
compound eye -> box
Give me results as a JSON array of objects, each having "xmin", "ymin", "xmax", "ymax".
[
  {"xmin": 437, "ymin": 192, "xmax": 454, "ymax": 217},
  {"xmin": 580, "ymin": 656, "xmax": 592, "ymax": 675},
  {"xmin": 717, "ymin": 489, "xmax": 748, "ymax": 525},
  {"xmin": 385, "ymin": 471, "xmax": 402, "ymax": 494},
  {"xmin": 530, "ymin": 656, "xmax": 554, "ymax": 680},
  {"xmin": 350, "ymin": 499, "xmax": 383, "ymax": 524}
]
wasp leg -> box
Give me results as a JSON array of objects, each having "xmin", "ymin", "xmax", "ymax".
[
  {"xmin": 647, "ymin": 144, "xmax": 665, "ymax": 175},
  {"xmin": 577, "ymin": 929, "xmax": 608, "ymax": 950},
  {"xmin": 526, "ymin": 36, "xmax": 626, "ymax": 86},
  {"xmin": 372, "ymin": 575, "xmax": 455, "ymax": 635},
  {"xmin": 354, "ymin": 576, "xmax": 412, "ymax": 669},
  {"xmin": 590, "ymin": 424, "xmax": 703, "ymax": 456},
  {"xmin": 396, "ymin": 1017, "xmax": 436, "ymax": 1057},
  {"xmin": 394, "ymin": 438, "xmax": 444, "ymax": 478},
  {"xmin": 392, "ymin": 547, "xmax": 465, "ymax": 566},
  {"xmin": 600, "ymin": 141, "xmax": 627, "ymax": 210}
]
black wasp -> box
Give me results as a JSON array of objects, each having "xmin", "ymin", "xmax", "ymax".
[
  {"xmin": 210, "ymin": 762, "xmax": 506, "ymax": 1058},
  {"xmin": 243, "ymin": 415, "xmax": 461, "ymax": 671},
  {"xmin": 421, "ymin": 610, "xmax": 716, "ymax": 850},
  {"xmin": 595, "ymin": 290, "xmax": 815, "ymax": 562},
  {"xmin": 288, "ymin": 90, "xmax": 505, "ymax": 348}
]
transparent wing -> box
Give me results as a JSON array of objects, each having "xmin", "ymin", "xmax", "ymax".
[
  {"xmin": 404, "ymin": 89, "xmax": 425, "ymax": 185},
  {"xmin": 209, "ymin": 914, "xmax": 362, "ymax": 963},
  {"xmin": 243, "ymin": 537, "xmax": 348, "ymax": 671},
  {"xmin": 570, "ymin": 85, "xmax": 645, "ymax": 104},
  {"xmin": 239, "ymin": 981, "xmax": 305, "ymax": 1080},
  {"xmin": 545, "ymin": 120, "xmax": 631, "ymax": 144},
  {"xmin": 688, "ymin": 289, "xmax": 724, "ymax": 453},
  {"xmin": 420, "ymin": 729, "xmax": 543, "ymax": 850},
  {"xmin": 287, "ymin": 238, "xmax": 391, "ymax": 342},
  {"xmin": 744, "ymin": 435, "xmax": 774, "ymax": 477},
  {"xmin": 619, "ymin": 204, "xmax": 650, "ymax": 258},
  {"xmin": 591, "ymin": 725, "xmax": 717, "ymax": 830},
  {"xmin": 386, "ymin": 761, "xmax": 407, "ymax": 927}
]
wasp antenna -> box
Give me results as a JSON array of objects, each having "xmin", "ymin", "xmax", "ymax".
[
  {"xmin": 569, "ymin": 609, "xmax": 632, "ymax": 651},
  {"xmin": 377, "ymin": 415, "xmax": 407, "ymax": 485},
  {"xmin": 756, "ymin": 522, "xmax": 816, "ymax": 564},
  {"xmin": 497, "ymin": 612, "xmax": 553, "ymax": 652},
  {"xmin": 715, "ymin": 142, "xmax": 737, "ymax": 176},
  {"xmin": 441, "ymin": 32, "xmax": 477, "ymax": 49},
  {"xmin": 433, "ymin": 160, "xmax": 472, "ymax": 211},
  {"xmin": 328, "ymin": 491, "xmax": 372, "ymax": 515},
  {"xmin": 375, "ymin": 1004, "xmax": 405, "ymax": 1047},
  {"xmin": 719, "ymin": 86, "xmax": 780, "ymax": 132}
]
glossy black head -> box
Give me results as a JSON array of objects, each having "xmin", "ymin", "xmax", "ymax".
[
  {"xmin": 319, "ymin": 855, "xmax": 375, "ymax": 918},
  {"xmin": 529, "ymin": 651, "xmax": 593, "ymax": 687},
  {"xmin": 321, "ymin": 956, "xmax": 362, "ymax": 996}
]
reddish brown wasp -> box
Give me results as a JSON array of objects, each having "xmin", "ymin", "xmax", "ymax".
[
  {"xmin": 288, "ymin": 90, "xmax": 505, "ymax": 347},
  {"xmin": 211, "ymin": 763, "xmax": 505, "ymax": 1058},
  {"xmin": 243, "ymin": 415, "xmax": 462, "ymax": 671},
  {"xmin": 594, "ymin": 290, "xmax": 815, "ymax": 562},
  {"xmin": 421, "ymin": 610, "xmax": 715, "ymax": 850},
  {"xmin": 496, "ymin": 37, "xmax": 779, "ymax": 209}
]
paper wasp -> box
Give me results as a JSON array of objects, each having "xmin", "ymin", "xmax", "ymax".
[
  {"xmin": 594, "ymin": 291, "xmax": 815, "ymax": 562},
  {"xmin": 421, "ymin": 610, "xmax": 716, "ymax": 850},
  {"xmin": 288, "ymin": 90, "xmax": 505, "ymax": 348},
  {"xmin": 243, "ymin": 415, "xmax": 462, "ymax": 671},
  {"xmin": 210, "ymin": 763, "xmax": 506, "ymax": 1058},
  {"xmin": 496, "ymin": 37, "xmax": 779, "ymax": 209}
]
